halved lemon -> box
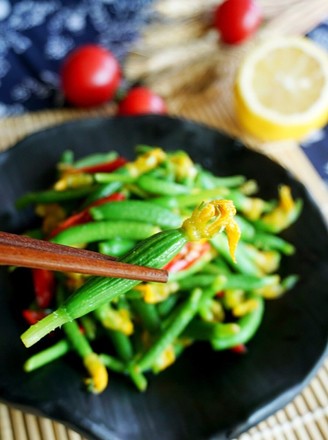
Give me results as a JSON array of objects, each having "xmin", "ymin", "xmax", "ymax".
[{"xmin": 235, "ymin": 37, "xmax": 328, "ymax": 141}]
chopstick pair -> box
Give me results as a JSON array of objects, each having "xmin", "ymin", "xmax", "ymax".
[{"xmin": 0, "ymin": 231, "xmax": 168, "ymax": 283}]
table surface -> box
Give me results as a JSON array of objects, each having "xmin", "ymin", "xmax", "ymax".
[{"xmin": 1, "ymin": 1, "xmax": 328, "ymax": 439}]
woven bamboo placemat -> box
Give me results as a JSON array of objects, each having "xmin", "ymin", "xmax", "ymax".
[{"xmin": 1, "ymin": 1, "xmax": 328, "ymax": 439}]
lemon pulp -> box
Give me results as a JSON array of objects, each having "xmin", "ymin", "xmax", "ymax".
[{"xmin": 235, "ymin": 37, "xmax": 328, "ymax": 141}]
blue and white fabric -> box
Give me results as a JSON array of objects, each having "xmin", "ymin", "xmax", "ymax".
[
  {"xmin": 0, "ymin": 0, "xmax": 152, "ymax": 116},
  {"xmin": 303, "ymin": 19, "xmax": 328, "ymax": 184}
]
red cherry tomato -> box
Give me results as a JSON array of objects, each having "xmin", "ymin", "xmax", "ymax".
[
  {"xmin": 117, "ymin": 87, "xmax": 167, "ymax": 115},
  {"xmin": 61, "ymin": 45, "xmax": 121, "ymax": 107},
  {"xmin": 214, "ymin": 0, "xmax": 262, "ymax": 45}
]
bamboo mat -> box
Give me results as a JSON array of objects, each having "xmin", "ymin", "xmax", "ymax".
[{"xmin": 1, "ymin": 0, "xmax": 328, "ymax": 439}]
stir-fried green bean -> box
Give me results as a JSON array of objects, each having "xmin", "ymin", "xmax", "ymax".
[
  {"xmin": 16, "ymin": 186, "xmax": 97, "ymax": 209},
  {"xmin": 91, "ymin": 200, "xmax": 182, "ymax": 229},
  {"xmin": 24, "ymin": 339, "xmax": 70, "ymax": 372},
  {"xmin": 51, "ymin": 220, "xmax": 160, "ymax": 245},
  {"xmin": 134, "ymin": 288, "xmax": 203, "ymax": 372},
  {"xmin": 15, "ymin": 145, "xmax": 301, "ymax": 393}
]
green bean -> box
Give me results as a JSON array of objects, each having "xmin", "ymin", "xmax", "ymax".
[
  {"xmin": 124, "ymin": 289, "xmax": 143, "ymax": 300},
  {"xmin": 156, "ymin": 294, "xmax": 179, "ymax": 317},
  {"xmin": 243, "ymin": 244, "xmax": 281, "ymax": 274},
  {"xmin": 211, "ymin": 295, "xmax": 264, "ymax": 350},
  {"xmin": 99, "ymin": 353, "xmax": 126, "ymax": 373},
  {"xmin": 130, "ymin": 298, "xmax": 161, "ymax": 332},
  {"xmin": 81, "ymin": 159, "xmax": 133, "ymax": 207},
  {"xmin": 128, "ymin": 365, "xmax": 148, "ymax": 391},
  {"xmin": 51, "ymin": 221, "xmax": 160, "ymax": 245},
  {"xmin": 152, "ymin": 188, "xmax": 228, "ymax": 209},
  {"xmin": 63, "ymin": 320, "xmax": 93, "ymax": 358},
  {"xmin": 183, "ymin": 320, "xmax": 240, "ymax": 341},
  {"xmin": 211, "ymin": 235, "xmax": 262, "ymax": 276},
  {"xmin": 253, "ymin": 232, "xmax": 295, "ymax": 255},
  {"xmin": 81, "ymin": 181, "xmax": 123, "ymax": 207},
  {"xmin": 60, "ymin": 150, "xmax": 74, "ymax": 165},
  {"xmin": 255, "ymin": 274, "xmax": 298, "ymax": 299},
  {"xmin": 94, "ymin": 172, "xmax": 135, "ymax": 184},
  {"xmin": 107, "ymin": 330, "xmax": 133, "ymax": 362},
  {"xmin": 196, "ymin": 169, "xmax": 246, "ymax": 188},
  {"xmin": 177, "ymin": 274, "xmax": 220, "ymax": 290},
  {"xmin": 134, "ymin": 144, "xmax": 153, "ymax": 154},
  {"xmin": 134, "ymin": 288, "xmax": 202, "ymax": 372},
  {"xmin": 282, "ymin": 274, "xmax": 298, "ymax": 290},
  {"xmin": 203, "ymin": 258, "xmax": 232, "ymax": 276},
  {"xmin": 198, "ymin": 276, "xmax": 226, "ymax": 303},
  {"xmin": 237, "ymin": 215, "xmax": 295, "ymax": 255},
  {"xmin": 116, "ymin": 296, "xmax": 131, "ymax": 311},
  {"xmin": 227, "ymin": 190, "xmax": 274, "ymax": 214},
  {"xmin": 16, "ymin": 186, "xmax": 98, "ymax": 209},
  {"xmin": 146, "ymin": 165, "xmax": 174, "ymax": 180},
  {"xmin": 137, "ymin": 175, "xmax": 190, "ymax": 196},
  {"xmin": 74, "ymin": 151, "xmax": 118, "ymax": 168},
  {"xmin": 236, "ymin": 215, "xmax": 256, "ymax": 241},
  {"xmin": 63, "ymin": 319, "xmax": 108, "ymax": 393},
  {"xmin": 99, "ymin": 238, "xmax": 136, "ymax": 257},
  {"xmin": 123, "ymin": 185, "xmax": 149, "ymax": 201},
  {"xmin": 23, "ymin": 339, "xmax": 70, "ymax": 372},
  {"xmin": 80, "ymin": 316, "xmax": 97, "ymax": 340},
  {"xmin": 91, "ymin": 200, "xmax": 182, "ymax": 229},
  {"xmin": 223, "ymin": 274, "xmax": 280, "ymax": 291},
  {"xmin": 195, "ymin": 278, "xmax": 226, "ymax": 323},
  {"xmin": 199, "ymin": 298, "xmax": 224, "ymax": 323}
]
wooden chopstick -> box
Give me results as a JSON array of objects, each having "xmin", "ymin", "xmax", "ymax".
[{"xmin": 0, "ymin": 231, "xmax": 168, "ymax": 283}]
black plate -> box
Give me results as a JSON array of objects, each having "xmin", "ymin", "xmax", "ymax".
[{"xmin": 0, "ymin": 115, "xmax": 327, "ymax": 440}]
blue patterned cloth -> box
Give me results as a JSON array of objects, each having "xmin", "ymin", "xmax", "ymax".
[
  {"xmin": 0, "ymin": 0, "xmax": 153, "ymax": 116},
  {"xmin": 303, "ymin": 19, "xmax": 328, "ymax": 185}
]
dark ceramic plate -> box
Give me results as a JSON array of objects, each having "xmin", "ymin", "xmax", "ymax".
[{"xmin": 0, "ymin": 115, "xmax": 328, "ymax": 440}]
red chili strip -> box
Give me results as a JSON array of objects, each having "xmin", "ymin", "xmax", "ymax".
[
  {"xmin": 88, "ymin": 192, "xmax": 125, "ymax": 207},
  {"xmin": 216, "ymin": 290, "xmax": 225, "ymax": 298},
  {"xmin": 77, "ymin": 157, "xmax": 127, "ymax": 174},
  {"xmin": 231, "ymin": 344, "xmax": 248, "ymax": 354},
  {"xmin": 164, "ymin": 241, "xmax": 211, "ymax": 273},
  {"xmin": 48, "ymin": 210, "xmax": 91, "ymax": 239},
  {"xmin": 48, "ymin": 192, "xmax": 125, "ymax": 239},
  {"xmin": 22, "ymin": 309, "xmax": 49, "ymax": 325},
  {"xmin": 32, "ymin": 268, "xmax": 56, "ymax": 308}
]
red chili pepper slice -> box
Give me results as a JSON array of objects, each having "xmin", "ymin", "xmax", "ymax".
[
  {"xmin": 48, "ymin": 210, "xmax": 91, "ymax": 239},
  {"xmin": 77, "ymin": 157, "xmax": 127, "ymax": 174},
  {"xmin": 164, "ymin": 241, "xmax": 211, "ymax": 273},
  {"xmin": 32, "ymin": 268, "xmax": 55, "ymax": 308},
  {"xmin": 48, "ymin": 192, "xmax": 125, "ymax": 238},
  {"xmin": 231, "ymin": 344, "xmax": 247, "ymax": 354},
  {"xmin": 22, "ymin": 309, "xmax": 49, "ymax": 325},
  {"xmin": 88, "ymin": 192, "xmax": 125, "ymax": 207}
]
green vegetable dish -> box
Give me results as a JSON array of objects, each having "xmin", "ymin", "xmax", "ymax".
[{"xmin": 17, "ymin": 145, "xmax": 302, "ymax": 393}]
